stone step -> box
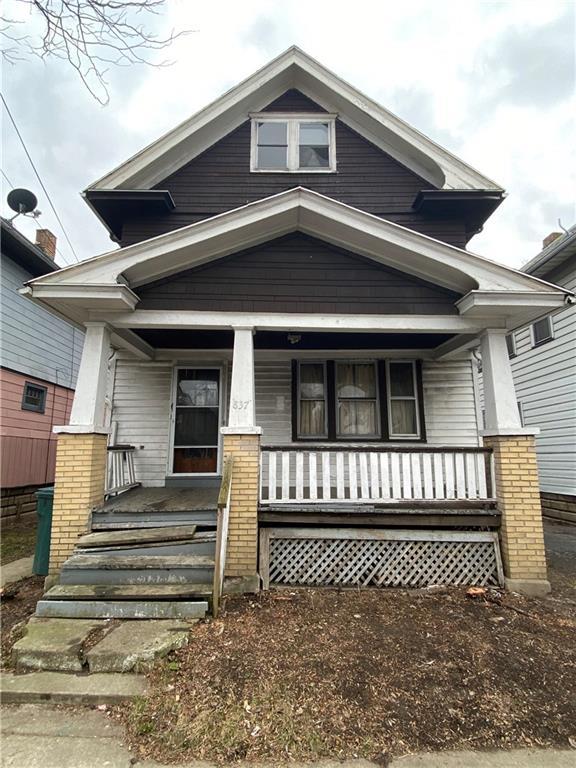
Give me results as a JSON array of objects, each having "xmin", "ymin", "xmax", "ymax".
[
  {"xmin": 85, "ymin": 620, "xmax": 191, "ymax": 673},
  {"xmin": 35, "ymin": 599, "xmax": 208, "ymax": 620},
  {"xmin": 11, "ymin": 618, "xmax": 109, "ymax": 673},
  {"xmin": 60, "ymin": 554, "xmax": 215, "ymax": 585},
  {"xmin": 75, "ymin": 532, "xmax": 216, "ymax": 557},
  {"xmin": 77, "ymin": 524, "xmax": 199, "ymax": 548},
  {"xmin": 41, "ymin": 583, "xmax": 212, "ymax": 601},
  {"xmin": 0, "ymin": 671, "xmax": 147, "ymax": 706}
]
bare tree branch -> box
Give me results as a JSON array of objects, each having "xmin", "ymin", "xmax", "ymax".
[{"xmin": 1, "ymin": 0, "xmax": 189, "ymax": 104}]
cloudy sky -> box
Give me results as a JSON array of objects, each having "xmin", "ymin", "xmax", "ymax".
[{"xmin": 2, "ymin": 0, "xmax": 574, "ymax": 270}]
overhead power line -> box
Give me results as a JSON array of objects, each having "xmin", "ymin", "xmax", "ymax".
[
  {"xmin": 1, "ymin": 93, "xmax": 80, "ymax": 263},
  {"xmin": 1, "ymin": 168, "xmax": 15, "ymax": 188}
]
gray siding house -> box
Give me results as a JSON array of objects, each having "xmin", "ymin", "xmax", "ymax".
[{"xmin": 508, "ymin": 228, "xmax": 576, "ymax": 521}]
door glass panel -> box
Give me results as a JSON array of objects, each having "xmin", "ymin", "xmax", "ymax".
[{"xmin": 173, "ymin": 369, "xmax": 220, "ymax": 474}]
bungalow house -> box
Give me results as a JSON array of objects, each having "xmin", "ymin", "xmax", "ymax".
[
  {"xmin": 0, "ymin": 220, "xmax": 83, "ymax": 524},
  {"xmin": 22, "ymin": 48, "xmax": 571, "ymax": 620}
]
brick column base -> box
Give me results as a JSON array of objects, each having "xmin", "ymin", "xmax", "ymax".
[
  {"xmin": 484, "ymin": 434, "xmax": 550, "ymax": 596},
  {"xmin": 49, "ymin": 432, "xmax": 108, "ymax": 576},
  {"xmin": 222, "ymin": 432, "xmax": 260, "ymax": 590}
]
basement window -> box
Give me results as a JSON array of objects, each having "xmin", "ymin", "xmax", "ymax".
[
  {"xmin": 22, "ymin": 382, "xmax": 47, "ymax": 413},
  {"xmin": 251, "ymin": 115, "xmax": 336, "ymax": 172}
]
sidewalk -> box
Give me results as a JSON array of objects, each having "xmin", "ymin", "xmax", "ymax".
[
  {"xmin": 0, "ymin": 557, "xmax": 34, "ymax": 589},
  {"xmin": 1, "ymin": 704, "xmax": 574, "ymax": 768}
]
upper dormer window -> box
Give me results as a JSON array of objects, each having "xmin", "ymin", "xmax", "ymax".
[{"xmin": 250, "ymin": 114, "xmax": 336, "ymax": 173}]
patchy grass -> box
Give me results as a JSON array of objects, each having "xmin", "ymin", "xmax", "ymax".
[
  {"xmin": 0, "ymin": 525, "xmax": 37, "ymax": 565},
  {"xmin": 121, "ymin": 586, "xmax": 576, "ymax": 764}
]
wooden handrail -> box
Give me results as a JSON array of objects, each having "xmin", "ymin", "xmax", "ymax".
[
  {"xmin": 262, "ymin": 444, "xmax": 493, "ymax": 454},
  {"xmin": 213, "ymin": 455, "xmax": 234, "ymax": 619}
]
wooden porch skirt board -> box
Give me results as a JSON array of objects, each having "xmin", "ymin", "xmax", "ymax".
[{"xmin": 259, "ymin": 528, "xmax": 504, "ymax": 590}]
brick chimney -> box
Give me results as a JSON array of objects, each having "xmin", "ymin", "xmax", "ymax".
[
  {"xmin": 543, "ymin": 231, "xmax": 562, "ymax": 249},
  {"xmin": 35, "ymin": 229, "xmax": 57, "ymax": 260}
]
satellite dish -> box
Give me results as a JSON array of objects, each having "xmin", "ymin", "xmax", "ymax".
[{"xmin": 7, "ymin": 188, "xmax": 38, "ymax": 215}]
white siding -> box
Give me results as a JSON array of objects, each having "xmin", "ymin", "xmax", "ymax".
[
  {"xmin": 255, "ymin": 357, "xmax": 479, "ymax": 447},
  {"xmin": 1, "ymin": 255, "xmax": 83, "ymax": 388},
  {"xmin": 113, "ymin": 354, "xmax": 481, "ymax": 486},
  {"xmin": 112, "ymin": 353, "xmax": 173, "ymax": 486},
  {"xmin": 509, "ymin": 262, "xmax": 576, "ymax": 495},
  {"xmin": 422, "ymin": 358, "xmax": 480, "ymax": 447}
]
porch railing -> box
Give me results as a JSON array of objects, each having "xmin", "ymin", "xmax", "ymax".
[
  {"xmin": 213, "ymin": 455, "xmax": 234, "ymax": 618},
  {"xmin": 105, "ymin": 445, "xmax": 139, "ymax": 498},
  {"xmin": 260, "ymin": 446, "xmax": 494, "ymax": 504}
]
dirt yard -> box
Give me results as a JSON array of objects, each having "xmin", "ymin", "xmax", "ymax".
[
  {"xmin": 0, "ymin": 576, "xmax": 45, "ymax": 666},
  {"xmin": 122, "ymin": 582, "xmax": 576, "ymax": 765}
]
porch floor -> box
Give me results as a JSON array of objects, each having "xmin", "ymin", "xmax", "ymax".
[{"xmin": 99, "ymin": 486, "xmax": 218, "ymax": 513}]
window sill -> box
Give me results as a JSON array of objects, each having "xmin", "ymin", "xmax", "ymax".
[
  {"xmin": 531, "ymin": 337, "xmax": 554, "ymax": 349},
  {"xmin": 249, "ymin": 168, "xmax": 338, "ymax": 174}
]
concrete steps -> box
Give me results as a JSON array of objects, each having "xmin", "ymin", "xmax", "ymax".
[{"xmin": 0, "ymin": 671, "xmax": 147, "ymax": 705}]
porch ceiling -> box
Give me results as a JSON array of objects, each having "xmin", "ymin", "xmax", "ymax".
[{"xmin": 131, "ymin": 329, "xmax": 455, "ymax": 350}]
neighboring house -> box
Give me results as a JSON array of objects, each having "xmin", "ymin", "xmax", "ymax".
[
  {"xmin": 24, "ymin": 48, "xmax": 571, "ymax": 618},
  {"xmin": 0, "ymin": 220, "xmax": 84, "ymax": 524},
  {"xmin": 508, "ymin": 228, "xmax": 576, "ymax": 523}
]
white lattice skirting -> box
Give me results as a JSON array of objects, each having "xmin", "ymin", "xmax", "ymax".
[{"xmin": 259, "ymin": 528, "xmax": 504, "ymax": 589}]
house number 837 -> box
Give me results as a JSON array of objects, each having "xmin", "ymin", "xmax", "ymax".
[{"xmin": 232, "ymin": 399, "xmax": 251, "ymax": 410}]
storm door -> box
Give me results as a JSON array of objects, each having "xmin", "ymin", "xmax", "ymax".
[{"xmin": 170, "ymin": 368, "xmax": 222, "ymax": 474}]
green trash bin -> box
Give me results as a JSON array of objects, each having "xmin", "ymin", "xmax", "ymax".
[{"xmin": 33, "ymin": 486, "xmax": 54, "ymax": 576}]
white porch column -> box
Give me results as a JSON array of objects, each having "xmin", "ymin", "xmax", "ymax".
[
  {"xmin": 480, "ymin": 329, "xmax": 549, "ymax": 597},
  {"xmin": 480, "ymin": 329, "xmax": 522, "ymax": 433},
  {"xmin": 227, "ymin": 326, "xmax": 257, "ymax": 430},
  {"xmin": 68, "ymin": 322, "xmax": 112, "ymax": 432}
]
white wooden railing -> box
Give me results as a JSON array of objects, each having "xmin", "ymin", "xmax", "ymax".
[
  {"xmin": 213, "ymin": 455, "xmax": 234, "ymax": 618},
  {"xmin": 260, "ymin": 446, "xmax": 494, "ymax": 504},
  {"xmin": 105, "ymin": 445, "xmax": 138, "ymax": 497}
]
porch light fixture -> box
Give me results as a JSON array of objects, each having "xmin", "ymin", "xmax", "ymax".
[{"xmin": 287, "ymin": 334, "xmax": 302, "ymax": 345}]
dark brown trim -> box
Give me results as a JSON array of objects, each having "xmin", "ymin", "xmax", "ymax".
[
  {"xmin": 416, "ymin": 360, "xmax": 427, "ymax": 442},
  {"xmin": 326, "ymin": 360, "xmax": 336, "ymax": 440},
  {"xmin": 291, "ymin": 357, "xmax": 432, "ymax": 446}
]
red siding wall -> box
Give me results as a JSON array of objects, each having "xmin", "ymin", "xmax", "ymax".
[{"xmin": 0, "ymin": 368, "xmax": 74, "ymax": 488}]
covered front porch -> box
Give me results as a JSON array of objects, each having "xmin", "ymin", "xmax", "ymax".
[{"xmin": 23, "ymin": 189, "xmax": 569, "ymax": 600}]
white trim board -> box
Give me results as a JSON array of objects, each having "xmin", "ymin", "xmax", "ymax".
[
  {"xmin": 86, "ymin": 47, "xmax": 503, "ymax": 193},
  {"xmin": 25, "ymin": 189, "xmax": 568, "ymax": 299}
]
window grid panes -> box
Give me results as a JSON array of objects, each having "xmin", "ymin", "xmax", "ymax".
[
  {"xmin": 336, "ymin": 362, "xmax": 379, "ymax": 437},
  {"xmin": 298, "ymin": 362, "xmax": 328, "ymax": 438},
  {"xmin": 22, "ymin": 382, "xmax": 47, "ymax": 413},
  {"xmin": 253, "ymin": 117, "xmax": 334, "ymax": 172},
  {"xmin": 532, "ymin": 316, "xmax": 553, "ymax": 347},
  {"xmin": 386, "ymin": 361, "xmax": 419, "ymax": 438}
]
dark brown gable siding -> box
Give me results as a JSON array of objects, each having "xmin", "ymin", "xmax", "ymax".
[
  {"xmin": 261, "ymin": 89, "xmax": 328, "ymax": 112},
  {"xmin": 119, "ymin": 89, "xmax": 467, "ymax": 249},
  {"xmin": 136, "ymin": 232, "xmax": 461, "ymax": 314}
]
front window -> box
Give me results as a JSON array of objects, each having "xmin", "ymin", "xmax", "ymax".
[
  {"xmin": 295, "ymin": 360, "xmax": 423, "ymax": 441},
  {"xmin": 386, "ymin": 361, "xmax": 420, "ymax": 438},
  {"xmin": 505, "ymin": 333, "xmax": 516, "ymax": 358},
  {"xmin": 336, "ymin": 362, "xmax": 379, "ymax": 437},
  {"xmin": 252, "ymin": 115, "xmax": 335, "ymax": 172},
  {"xmin": 298, "ymin": 362, "xmax": 327, "ymax": 438}
]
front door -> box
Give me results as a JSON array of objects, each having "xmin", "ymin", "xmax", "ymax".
[{"xmin": 170, "ymin": 367, "xmax": 222, "ymax": 475}]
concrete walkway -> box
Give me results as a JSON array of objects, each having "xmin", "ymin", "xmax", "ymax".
[
  {"xmin": 0, "ymin": 556, "xmax": 34, "ymax": 588},
  {"xmin": 1, "ymin": 705, "xmax": 574, "ymax": 768}
]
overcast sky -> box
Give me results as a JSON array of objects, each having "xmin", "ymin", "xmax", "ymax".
[{"xmin": 2, "ymin": 0, "xmax": 575, "ymax": 270}]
